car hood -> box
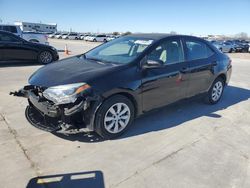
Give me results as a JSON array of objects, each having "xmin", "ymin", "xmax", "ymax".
[{"xmin": 29, "ymin": 56, "xmax": 118, "ymax": 87}]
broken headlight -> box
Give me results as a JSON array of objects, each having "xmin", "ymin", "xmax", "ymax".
[{"xmin": 43, "ymin": 83, "xmax": 90, "ymax": 105}]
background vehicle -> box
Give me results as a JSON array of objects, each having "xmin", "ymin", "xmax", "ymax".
[
  {"xmin": 48, "ymin": 32, "xmax": 60, "ymax": 38},
  {"xmin": 62, "ymin": 33, "xmax": 79, "ymax": 40},
  {"xmin": 14, "ymin": 34, "xmax": 232, "ymax": 139},
  {"xmin": 106, "ymin": 35, "xmax": 120, "ymax": 42},
  {"xmin": 88, "ymin": 34, "xmax": 107, "ymax": 42},
  {"xmin": 0, "ymin": 24, "xmax": 49, "ymax": 45},
  {"xmin": 80, "ymin": 34, "xmax": 90, "ymax": 40},
  {"xmin": 225, "ymin": 40, "xmax": 244, "ymax": 52},
  {"xmin": 22, "ymin": 31, "xmax": 49, "ymax": 45},
  {"xmin": 55, "ymin": 33, "xmax": 67, "ymax": 39},
  {"xmin": 0, "ymin": 30, "xmax": 58, "ymax": 64},
  {"xmin": 84, "ymin": 35, "xmax": 94, "ymax": 41},
  {"xmin": 0, "ymin": 24, "xmax": 22, "ymax": 37},
  {"xmin": 79, "ymin": 34, "xmax": 85, "ymax": 40},
  {"xmin": 211, "ymin": 41, "xmax": 234, "ymax": 53}
]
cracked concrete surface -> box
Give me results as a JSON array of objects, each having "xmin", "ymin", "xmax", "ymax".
[{"xmin": 0, "ymin": 40, "xmax": 250, "ymax": 188}]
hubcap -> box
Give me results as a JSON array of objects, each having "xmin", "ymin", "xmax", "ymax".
[
  {"xmin": 212, "ymin": 81, "xmax": 223, "ymax": 101},
  {"xmin": 104, "ymin": 103, "xmax": 131, "ymax": 134},
  {"xmin": 40, "ymin": 51, "xmax": 52, "ymax": 64}
]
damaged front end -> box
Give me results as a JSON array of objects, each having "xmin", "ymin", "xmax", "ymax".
[{"xmin": 10, "ymin": 84, "xmax": 101, "ymax": 133}]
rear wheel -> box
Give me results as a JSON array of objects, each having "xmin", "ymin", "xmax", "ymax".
[
  {"xmin": 204, "ymin": 77, "xmax": 225, "ymax": 104},
  {"xmin": 38, "ymin": 51, "xmax": 53, "ymax": 64},
  {"xmin": 94, "ymin": 95, "xmax": 135, "ymax": 139}
]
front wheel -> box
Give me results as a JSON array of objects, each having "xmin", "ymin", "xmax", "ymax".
[
  {"xmin": 38, "ymin": 51, "xmax": 53, "ymax": 64},
  {"xmin": 204, "ymin": 77, "xmax": 225, "ymax": 104},
  {"xmin": 94, "ymin": 95, "xmax": 135, "ymax": 139}
]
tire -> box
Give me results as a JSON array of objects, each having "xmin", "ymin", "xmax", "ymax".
[
  {"xmin": 204, "ymin": 77, "xmax": 225, "ymax": 104},
  {"xmin": 94, "ymin": 95, "xmax": 135, "ymax": 139},
  {"xmin": 38, "ymin": 51, "xmax": 53, "ymax": 64},
  {"xmin": 93, "ymin": 39, "xmax": 97, "ymax": 42},
  {"xmin": 229, "ymin": 48, "xmax": 233, "ymax": 53}
]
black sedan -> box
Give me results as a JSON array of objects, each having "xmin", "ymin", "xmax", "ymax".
[
  {"xmin": 0, "ymin": 31, "xmax": 59, "ymax": 64},
  {"xmin": 12, "ymin": 34, "xmax": 232, "ymax": 139}
]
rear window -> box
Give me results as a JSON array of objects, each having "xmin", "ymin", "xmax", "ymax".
[{"xmin": 185, "ymin": 39, "xmax": 214, "ymax": 61}]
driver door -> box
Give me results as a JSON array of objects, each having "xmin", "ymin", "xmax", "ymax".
[{"xmin": 141, "ymin": 37, "xmax": 189, "ymax": 111}]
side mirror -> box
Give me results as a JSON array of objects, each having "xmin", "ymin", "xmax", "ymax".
[{"xmin": 143, "ymin": 59, "xmax": 164, "ymax": 69}]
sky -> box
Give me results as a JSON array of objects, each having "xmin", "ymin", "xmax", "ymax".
[{"xmin": 0, "ymin": 0, "xmax": 250, "ymax": 36}]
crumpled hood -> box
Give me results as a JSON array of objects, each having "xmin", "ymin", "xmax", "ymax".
[{"xmin": 29, "ymin": 56, "xmax": 117, "ymax": 87}]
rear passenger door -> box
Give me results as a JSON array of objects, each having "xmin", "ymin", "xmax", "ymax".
[{"xmin": 183, "ymin": 37, "xmax": 216, "ymax": 97}]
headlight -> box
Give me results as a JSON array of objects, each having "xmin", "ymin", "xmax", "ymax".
[{"xmin": 43, "ymin": 83, "xmax": 90, "ymax": 105}]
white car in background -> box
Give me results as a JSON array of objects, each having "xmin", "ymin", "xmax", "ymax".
[
  {"xmin": 55, "ymin": 33, "xmax": 67, "ymax": 39},
  {"xmin": 84, "ymin": 35, "xmax": 95, "ymax": 41},
  {"xmin": 48, "ymin": 32, "xmax": 60, "ymax": 38},
  {"xmin": 80, "ymin": 34, "xmax": 89, "ymax": 40},
  {"xmin": 62, "ymin": 33, "xmax": 79, "ymax": 40},
  {"xmin": 22, "ymin": 31, "xmax": 49, "ymax": 45},
  {"xmin": 0, "ymin": 24, "xmax": 49, "ymax": 45},
  {"xmin": 87, "ymin": 34, "xmax": 107, "ymax": 42},
  {"xmin": 106, "ymin": 35, "xmax": 120, "ymax": 42}
]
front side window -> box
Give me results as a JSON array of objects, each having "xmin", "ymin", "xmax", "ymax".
[
  {"xmin": 185, "ymin": 39, "xmax": 214, "ymax": 61},
  {"xmin": 147, "ymin": 39, "xmax": 184, "ymax": 65},
  {"xmin": 85, "ymin": 37, "xmax": 154, "ymax": 64}
]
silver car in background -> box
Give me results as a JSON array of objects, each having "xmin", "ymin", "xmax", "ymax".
[{"xmin": 211, "ymin": 41, "xmax": 234, "ymax": 53}]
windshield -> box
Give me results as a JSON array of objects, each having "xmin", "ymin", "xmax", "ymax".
[{"xmin": 85, "ymin": 36, "xmax": 154, "ymax": 64}]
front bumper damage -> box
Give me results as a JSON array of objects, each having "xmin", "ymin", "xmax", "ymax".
[{"xmin": 10, "ymin": 85, "xmax": 101, "ymax": 133}]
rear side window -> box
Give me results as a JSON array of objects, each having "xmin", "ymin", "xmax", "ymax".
[
  {"xmin": 185, "ymin": 39, "xmax": 214, "ymax": 61},
  {"xmin": 0, "ymin": 33, "xmax": 20, "ymax": 42},
  {"xmin": 2, "ymin": 26, "xmax": 17, "ymax": 34}
]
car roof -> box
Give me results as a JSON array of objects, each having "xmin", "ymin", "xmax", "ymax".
[
  {"xmin": 127, "ymin": 33, "xmax": 197, "ymax": 40},
  {"xmin": 0, "ymin": 24, "xmax": 18, "ymax": 27}
]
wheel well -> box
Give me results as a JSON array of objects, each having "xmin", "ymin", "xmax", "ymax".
[
  {"xmin": 104, "ymin": 92, "xmax": 138, "ymax": 117},
  {"xmin": 217, "ymin": 74, "xmax": 226, "ymax": 84}
]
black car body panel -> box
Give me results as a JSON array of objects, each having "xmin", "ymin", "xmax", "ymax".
[
  {"xmin": 0, "ymin": 30, "xmax": 59, "ymax": 63},
  {"xmin": 12, "ymin": 34, "xmax": 232, "ymax": 133}
]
